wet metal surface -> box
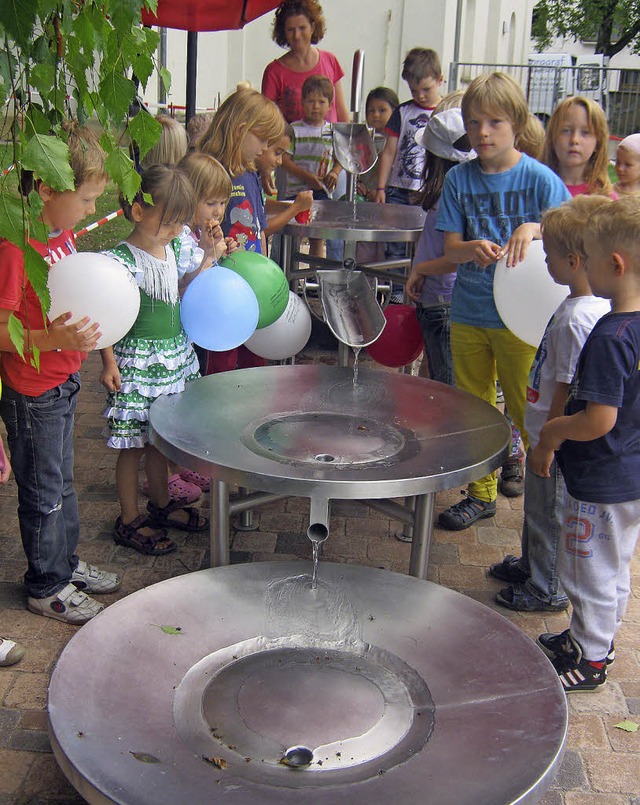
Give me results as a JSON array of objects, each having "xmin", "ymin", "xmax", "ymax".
[
  {"xmin": 48, "ymin": 562, "xmax": 567, "ymax": 804},
  {"xmin": 318, "ymin": 269, "xmax": 386, "ymax": 348}
]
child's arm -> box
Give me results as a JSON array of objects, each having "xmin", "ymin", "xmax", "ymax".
[
  {"xmin": 264, "ymin": 191, "xmax": 313, "ymax": 237},
  {"xmin": 374, "ymin": 137, "xmax": 397, "ymax": 203},
  {"xmin": 0, "ymin": 309, "xmax": 101, "ymax": 354},
  {"xmin": 99, "ymin": 346, "xmax": 122, "ymax": 393},
  {"xmin": 502, "ymin": 222, "xmax": 541, "ymax": 268},
  {"xmin": 0, "ymin": 437, "xmax": 10, "ymax": 484},
  {"xmin": 179, "ymin": 221, "xmax": 226, "ymax": 294},
  {"xmin": 443, "ymin": 231, "xmax": 503, "ymax": 268},
  {"xmin": 323, "ymin": 161, "xmax": 342, "ymax": 192},
  {"xmin": 529, "ymin": 401, "xmax": 618, "ymax": 477},
  {"xmin": 546, "ymin": 381, "xmax": 570, "ymax": 422},
  {"xmin": 406, "ymin": 256, "xmax": 457, "ymax": 302},
  {"xmin": 281, "ymin": 153, "xmax": 325, "ymax": 193}
]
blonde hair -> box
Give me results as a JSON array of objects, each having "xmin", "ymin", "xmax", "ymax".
[
  {"xmin": 178, "ymin": 152, "xmax": 232, "ymax": 204},
  {"xmin": 140, "ymin": 115, "xmax": 188, "ymax": 170},
  {"xmin": 542, "ymin": 97, "xmax": 612, "ymax": 195},
  {"xmin": 516, "ymin": 113, "xmax": 545, "ymax": 160},
  {"xmin": 186, "ymin": 113, "xmax": 214, "ymax": 150},
  {"xmin": 461, "ymin": 72, "xmax": 528, "ymax": 136},
  {"xmin": 584, "ymin": 193, "xmax": 640, "ymax": 263},
  {"xmin": 200, "ymin": 88, "xmax": 285, "ymax": 176},
  {"xmin": 541, "ymin": 195, "xmax": 612, "ymax": 256}
]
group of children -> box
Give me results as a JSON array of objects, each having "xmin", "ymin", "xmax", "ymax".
[{"xmin": 0, "ymin": 63, "xmax": 639, "ymax": 697}]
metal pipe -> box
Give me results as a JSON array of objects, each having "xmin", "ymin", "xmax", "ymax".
[
  {"xmin": 307, "ymin": 497, "xmax": 330, "ymax": 543},
  {"xmin": 350, "ymin": 50, "xmax": 365, "ymax": 122}
]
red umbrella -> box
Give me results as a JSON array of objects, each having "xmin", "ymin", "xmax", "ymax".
[{"xmin": 142, "ymin": 0, "xmax": 280, "ymax": 31}]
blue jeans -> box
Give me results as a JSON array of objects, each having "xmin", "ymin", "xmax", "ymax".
[
  {"xmin": 0, "ymin": 375, "xmax": 81, "ymax": 598},
  {"xmin": 521, "ymin": 454, "xmax": 569, "ymax": 606},
  {"xmin": 416, "ymin": 303, "xmax": 453, "ymax": 386}
]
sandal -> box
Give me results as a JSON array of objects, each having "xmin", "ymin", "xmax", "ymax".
[
  {"xmin": 179, "ymin": 468, "xmax": 210, "ymax": 493},
  {"xmin": 438, "ymin": 494, "xmax": 496, "ymax": 531},
  {"xmin": 496, "ymin": 583, "xmax": 569, "ymax": 612},
  {"xmin": 146, "ymin": 500, "xmax": 208, "ymax": 533},
  {"xmin": 113, "ymin": 515, "xmax": 177, "ymax": 556},
  {"xmin": 141, "ymin": 474, "xmax": 202, "ymax": 504},
  {"xmin": 488, "ymin": 554, "xmax": 529, "ymax": 584}
]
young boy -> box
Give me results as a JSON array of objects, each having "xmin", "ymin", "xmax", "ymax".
[
  {"xmin": 0, "ymin": 124, "xmax": 120, "ymax": 624},
  {"xmin": 281, "ymin": 75, "xmax": 343, "ymax": 260},
  {"xmin": 530, "ymin": 195, "xmax": 640, "ymax": 692},
  {"xmin": 490, "ymin": 196, "xmax": 610, "ymax": 612},
  {"xmin": 436, "ymin": 72, "xmax": 570, "ymax": 530}
]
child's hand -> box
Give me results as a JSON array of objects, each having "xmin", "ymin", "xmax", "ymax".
[
  {"xmin": 472, "ymin": 240, "xmax": 503, "ymax": 267},
  {"xmin": 225, "ymin": 237, "xmax": 239, "ymax": 254},
  {"xmin": 323, "ymin": 169, "xmax": 339, "ymax": 192},
  {"xmin": 307, "ymin": 173, "xmax": 326, "ymax": 193},
  {"xmin": 405, "ymin": 269, "xmax": 425, "ymax": 302},
  {"xmin": 501, "ymin": 223, "xmax": 540, "ymax": 268},
  {"xmin": 292, "ymin": 190, "xmax": 313, "ymax": 213},
  {"xmin": 0, "ymin": 443, "xmax": 11, "ymax": 484},
  {"xmin": 261, "ymin": 170, "xmax": 277, "ymax": 197},
  {"xmin": 99, "ymin": 363, "xmax": 121, "ymax": 393},
  {"xmin": 527, "ymin": 443, "xmax": 554, "ymax": 478},
  {"xmin": 50, "ymin": 313, "xmax": 101, "ymax": 352},
  {"xmin": 214, "ymin": 238, "xmax": 228, "ymax": 261},
  {"xmin": 374, "ymin": 189, "xmax": 386, "ymax": 204}
]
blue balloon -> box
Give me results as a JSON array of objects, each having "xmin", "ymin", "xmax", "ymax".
[{"xmin": 181, "ymin": 266, "xmax": 259, "ymax": 351}]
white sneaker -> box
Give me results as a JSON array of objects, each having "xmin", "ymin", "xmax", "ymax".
[
  {"xmin": 0, "ymin": 637, "xmax": 25, "ymax": 666},
  {"xmin": 27, "ymin": 583, "xmax": 104, "ymax": 624},
  {"xmin": 71, "ymin": 560, "xmax": 121, "ymax": 594}
]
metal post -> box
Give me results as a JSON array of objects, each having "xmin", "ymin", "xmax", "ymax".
[
  {"xmin": 186, "ymin": 31, "xmax": 198, "ymax": 123},
  {"xmin": 210, "ymin": 479, "xmax": 230, "ymax": 567}
]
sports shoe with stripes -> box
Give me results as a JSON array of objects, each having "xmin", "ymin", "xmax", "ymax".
[
  {"xmin": 538, "ymin": 629, "xmax": 615, "ymax": 666},
  {"xmin": 538, "ymin": 629, "xmax": 607, "ymax": 692}
]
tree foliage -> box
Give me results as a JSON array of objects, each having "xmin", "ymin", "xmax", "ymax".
[
  {"xmin": 532, "ymin": 0, "xmax": 640, "ymax": 58},
  {"xmin": 0, "ymin": 0, "xmax": 166, "ymax": 356}
]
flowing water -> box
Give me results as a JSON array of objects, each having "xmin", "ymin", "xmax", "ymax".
[{"xmin": 352, "ymin": 346, "xmax": 361, "ymax": 387}]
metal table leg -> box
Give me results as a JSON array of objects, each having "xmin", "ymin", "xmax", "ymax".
[
  {"xmin": 210, "ymin": 479, "xmax": 230, "ymax": 567},
  {"xmin": 408, "ymin": 492, "xmax": 436, "ymax": 580}
]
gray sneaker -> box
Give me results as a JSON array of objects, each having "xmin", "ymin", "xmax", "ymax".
[
  {"xmin": 27, "ymin": 583, "xmax": 104, "ymax": 624},
  {"xmin": 71, "ymin": 560, "xmax": 121, "ymax": 594}
]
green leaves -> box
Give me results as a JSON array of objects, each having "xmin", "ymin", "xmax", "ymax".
[
  {"xmin": 22, "ymin": 135, "xmax": 75, "ymax": 191},
  {"xmin": 99, "ymin": 70, "xmax": 137, "ymax": 122},
  {"xmin": 0, "ymin": 192, "xmax": 27, "ymax": 249},
  {"xmin": 0, "ymin": 0, "xmax": 38, "ymax": 48},
  {"xmin": 128, "ymin": 112, "xmax": 162, "ymax": 160},
  {"xmin": 105, "ymin": 148, "xmax": 141, "ymax": 203}
]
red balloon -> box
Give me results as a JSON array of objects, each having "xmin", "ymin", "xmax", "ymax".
[{"xmin": 366, "ymin": 304, "xmax": 424, "ymax": 368}]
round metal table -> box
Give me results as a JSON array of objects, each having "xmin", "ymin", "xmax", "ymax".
[
  {"xmin": 149, "ymin": 365, "xmax": 510, "ymax": 578},
  {"xmin": 48, "ymin": 562, "xmax": 567, "ymax": 804}
]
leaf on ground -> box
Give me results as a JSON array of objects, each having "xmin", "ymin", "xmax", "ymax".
[
  {"xmin": 153, "ymin": 624, "xmax": 182, "ymax": 635},
  {"xmin": 202, "ymin": 756, "xmax": 228, "ymax": 769},
  {"xmin": 614, "ymin": 720, "xmax": 639, "ymax": 733},
  {"xmin": 130, "ymin": 751, "xmax": 162, "ymax": 763}
]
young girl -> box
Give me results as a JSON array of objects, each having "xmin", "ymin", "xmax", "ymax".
[
  {"xmin": 100, "ymin": 165, "xmax": 213, "ymax": 555},
  {"xmin": 406, "ymin": 92, "xmax": 469, "ymax": 388},
  {"xmin": 200, "ymin": 88, "xmax": 286, "ymax": 373},
  {"xmin": 543, "ymin": 97, "xmax": 613, "ymax": 197},
  {"xmin": 359, "ymin": 86, "xmax": 399, "ymax": 201},
  {"xmin": 613, "ymin": 132, "xmax": 640, "ymax": 195}
]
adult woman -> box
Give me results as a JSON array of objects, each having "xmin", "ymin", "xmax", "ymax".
[{"xmin": 261, "ymin": 0, "xmax": 349, "ymax": 124}]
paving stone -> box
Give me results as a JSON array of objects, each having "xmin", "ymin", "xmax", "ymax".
[
  {"xmin": 10, "ymin": 731, "xmax": 51, "ymax": 754},
  {"xmin": 0, "ymin": 710, "xmax": 21, "ymax": 748},
  {"xmin": 552, "ymin": 748, "xmax": 588, "ymax": 790},
  {"xmin": 582, "ymin": 749, "xmax": 640, "ymax": 794}
]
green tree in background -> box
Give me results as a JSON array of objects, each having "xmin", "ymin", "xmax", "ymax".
[
  {"xmin": 532, "ymin": 0, "xmax": 640, "ymax": 58},
  {"xmin": 0, "ymin": 0, "xmax": 167, "ymax": 360}
]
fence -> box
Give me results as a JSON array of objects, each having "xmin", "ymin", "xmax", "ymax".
[{"xmin": 449, "ymin": 62, "xmax": 640, "ymax": 138}]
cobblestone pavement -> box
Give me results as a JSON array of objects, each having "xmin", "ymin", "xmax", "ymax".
[{"xmin": 1, "ymin": 349, "xmax": 639, "ymax": 804}]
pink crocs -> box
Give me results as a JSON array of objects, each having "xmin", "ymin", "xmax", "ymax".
[
  {"xmin": 141, "ymin": 473, "xmax": 202, "ymax": 504},
  {"xmin": 179, "ymin": 468, "xmax": 211, "ymax": 493}
]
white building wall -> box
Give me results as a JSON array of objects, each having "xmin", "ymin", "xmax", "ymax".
[{"xmin": 142, "ymin": 0, "xmax": 536, "ymax": 114}]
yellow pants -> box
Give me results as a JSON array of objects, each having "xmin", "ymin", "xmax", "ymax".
[{"xmin": 451, "ymin": 322, "xmax": 537, "ymax": 503}]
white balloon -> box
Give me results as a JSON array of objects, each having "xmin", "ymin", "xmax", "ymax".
[
  {"xmin": 493, "ymin": 240, "xmax": 569, "ymax": 348},
  {"xmin": 47, "ymin": 252, "xmax": 140, "ymax": 349},
  {"xmin": 245, "ymin": 291, "xmax": 312, "ymax": 360}
]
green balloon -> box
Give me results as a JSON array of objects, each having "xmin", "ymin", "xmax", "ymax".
[{"xmin": 220, "ymin": 252, "xmax": 289, "ymax": 329}]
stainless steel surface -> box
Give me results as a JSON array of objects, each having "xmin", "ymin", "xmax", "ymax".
[
  {"xmin": 332, "ymin": 123, "xmax": 378, "ymax": 175},
  {"xmin": 149, "ymin": 365, "xmax": 509, "ymax": 500},
  {"xmin": 48, "ymin": 562, "xmax": 568, "ymax": 804},
  {"xmin": 282, "ymin": 199, "xmax": 425, "ymax": 243},
  {"xmin": 318, "ymin": 269, "xmax": 386, "ymax": 348},
  {"xmin": 350, "ymin": 49, "xmax": 365, "ymax": 119}
]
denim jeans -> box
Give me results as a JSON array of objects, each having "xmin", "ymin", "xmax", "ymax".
[
  {"xmin": 0, "ymin": 375, "xmax": 81, "ymax": 598},
  {"xmin": 521, "ymin": 453, "xmax": 569, "ymax": 606},
  {"xmin": 416, "ymin": 303, "xmax": 453, "ymax": 386}
]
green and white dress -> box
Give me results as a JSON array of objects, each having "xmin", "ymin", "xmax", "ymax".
[{"xmin": 104, "ymin": 239, "xmax": 201, "ymax": 449}]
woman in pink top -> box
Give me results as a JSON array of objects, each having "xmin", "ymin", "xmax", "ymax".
[{"xmin": 261, "ymin": 0, "xmax": 349, "ymax": 124}]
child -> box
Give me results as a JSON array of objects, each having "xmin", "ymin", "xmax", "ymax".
[
  {"xmin": 199, "ymin": 88, "xmax": 285, "ymax": 373},
  {"xmin": 100, "ymin": 165, "xmax": 210, "ymax": 555},
  {"xmin": 357, "ymin": 86, "xmax": 400, "ymax": 201},
  {"xmin": 542, "ymin": 97, "xmax": 613, "ymax": 197},
  {"xmin": 406, "ymin": 93, "xmax": 471, "ymax": 387},
  {"xmin": 0, "ymin": 123, "xmax": 120, "ymax": 623},
  {"xmin": 436, "ymin": 72, "xmax": 570, "ymax": 530},
  {"xmin": 254, "ymin": 126, "xmax": 313, "ymax": 241},
  {"xmin": 516, "ymin": 112, "xmax": 546, "ymax": 161},
  {"xmin": 530, "ymin": 194, "xmax": 640, "ymax": 692},
  {"xmin": 613, "ymin": 133, "xmax": 640, "ymax": 195},
  {"xmin": 490, "ymin": 196, "xmax": 610, "ymax": 612},
  {"xmin": 186, "ymin": 112, "xmax": 214, "ymax": 152},
  {"xmin": 200, "ymin": 87, "xmax": 285, "ymax": 254},
  {"xmin": 281, "ymin": 75, "xmax": 342, "ymax": 260},
  {"xmin": 140, "ymin": 114, "xmax": 188, "ymax": 170}
]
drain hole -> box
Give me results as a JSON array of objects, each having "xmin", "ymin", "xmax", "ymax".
[
  {"xmin": 314, "ymin": 454, "xmax": 335, "ymax": 462},
  {"xmin": 281, "ymin": 746, "xmax": 314, "ymax": 768}
]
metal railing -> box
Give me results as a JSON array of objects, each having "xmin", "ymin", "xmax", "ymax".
[{"xmin": 449, "ymin": 62, "xmax": 640, "ymax": 138}]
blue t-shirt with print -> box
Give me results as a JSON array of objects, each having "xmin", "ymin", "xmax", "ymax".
[
  {"xmin": 436, "ymin": 153, "xmax": 570, "ymax": 328},
  {"xmin": 558, "ymin": 311, "xmax": 640, "ymax": 504},
  {"xmin": 222, "ymin": 170, "xmax": 266, "ymax": 253}
]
